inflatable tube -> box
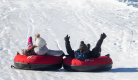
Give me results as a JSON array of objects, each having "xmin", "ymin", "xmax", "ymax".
[
  {"xmin": 63, "ymin": 56, "xmax": 113, "ymax": 72},
  {"xmin": 13, "ymin": 54, "xmax": 63, "ymax": 70}
]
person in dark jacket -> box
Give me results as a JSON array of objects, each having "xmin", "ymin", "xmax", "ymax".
[{"xmin": 64, "ymin": 33, "xmax": 109, "ymax": 60}]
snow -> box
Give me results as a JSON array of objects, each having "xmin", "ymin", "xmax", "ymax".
[
  {"xmin": 0, "ymin": 0, "xmax": 138, "ymax": 80},
  {"xmin": 117, "ymin": 0, "xmax": 138, "ymax": 7}
]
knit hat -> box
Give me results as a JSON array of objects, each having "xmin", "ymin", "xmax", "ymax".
[
  {"xmin": 79, "ymin": 41, "xmax": 88, "ymax": 52},
  {"xmin": 35, "ymin": 34, "xmax": 46, "ymax": 47}
]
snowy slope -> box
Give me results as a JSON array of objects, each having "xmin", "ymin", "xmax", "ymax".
[
  {"xmin": 0, "ymin": 0, "xmax": 138, "ymax": 80},
  {"xmin": 117, "ymin": 0, "xmax": 138, "ymax": 7}
]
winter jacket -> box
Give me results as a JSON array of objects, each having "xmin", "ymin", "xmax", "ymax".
[
  {"xmin": 34, "ymin": 45, "xmax": 49, "ymax": 55},
  {"xmin": 74, "ymin": 50, "xmax": 90, "ymax": 60},
  {"xmin": 65, "ymin": 41, "xmax": 101, "ymax": 59}
]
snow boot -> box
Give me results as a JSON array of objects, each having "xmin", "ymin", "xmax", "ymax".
[{"xmin": 28, "ymin": 37, "xmax": 33, "ymax": 49}]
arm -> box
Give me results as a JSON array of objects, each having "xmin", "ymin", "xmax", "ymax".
[
  {"xmin": 64, "ymin": 35, "xmax": 75, "ymax": 57},
  {"xmin": 95, "ymin": 33, "xmax": 106, "ymax": 49},
  {"xmin": 91, "ymin": 33, "xmax": 106, "ymax": 58}
]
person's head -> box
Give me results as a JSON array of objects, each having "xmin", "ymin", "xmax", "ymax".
[
  {"xmin": 79, "ymin": 41, "xmax": 88, "ymax": 52},
  {"xmin": 35, "ymin": 33, "xmax": 47, "ymax": 47}
]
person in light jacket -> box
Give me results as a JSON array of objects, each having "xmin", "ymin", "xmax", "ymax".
[{"xmin": 18, "ymin": 34, "xmax": 64, "ymax": 57}]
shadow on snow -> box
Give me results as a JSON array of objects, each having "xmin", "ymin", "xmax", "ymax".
[
  {"xmin": 108, "ymin": 68, "xmax": 138, "ymax": 72},
  {"xmin": 13, "ymin": 68, "xmax": 138, "ymax": 72},
  {"xmin": 51, "ymin": 68, "xmax": 138, "ymax": 72}
]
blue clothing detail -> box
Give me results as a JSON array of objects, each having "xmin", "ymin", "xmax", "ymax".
[{"xmin": 74, "ymin": 51, "xmax": 90, "ymax": 60}]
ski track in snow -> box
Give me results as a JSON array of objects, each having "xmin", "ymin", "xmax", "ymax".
[
  {"xmin": 0, "ymin": 0, "xmax": 138, "ymax": 80},
  {"xmin": 122, "ymin": 28, "xmax": 133, "ymax": 52},
  {"xmin": 75, "ymin": 11, "xmax": 99, "ymax": 39}
]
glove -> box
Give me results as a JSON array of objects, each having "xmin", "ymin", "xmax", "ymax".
[
  {"xmin": 64, "ymin": 35, "xmax": 70, "ymax": 42},
  {"xmin": 87, "ymin": 44, "xmax": 90, "ymax": 50},
  {"xmin": 100, "ymin": 33, "xmax": 107, "ymax": 39}
]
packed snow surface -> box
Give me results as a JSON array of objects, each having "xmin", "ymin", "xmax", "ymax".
[{"xmin": 0, "ymin": 0, "xmax": 138, "ymax": 80}]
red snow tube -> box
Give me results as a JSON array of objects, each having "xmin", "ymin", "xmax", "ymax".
[
  {"xmin": 13, "ymin": 54, "xmax": 63, "ymax": 70},
  {"xmin": 63, "ymin": 56, "xmax": 113, "ymax": 72}
]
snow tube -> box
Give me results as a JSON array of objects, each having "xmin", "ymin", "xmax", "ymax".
[
  {"xmin": 63, "ymin": 56, "xmax": 113, "ymax": 72},
  {"xmin": 13, "ymin": 54, "xmax": 63, "ymax": 70}
]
